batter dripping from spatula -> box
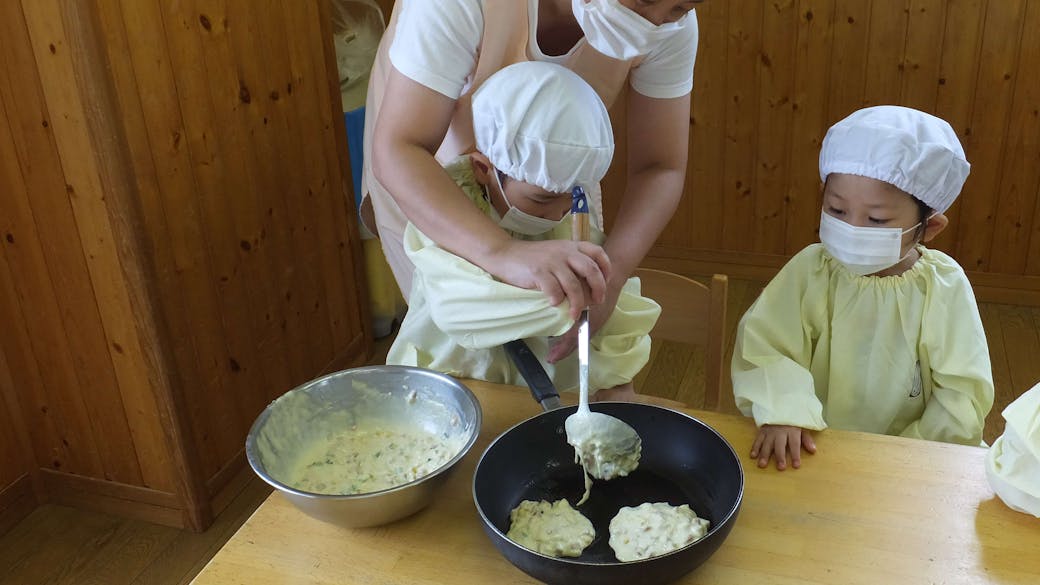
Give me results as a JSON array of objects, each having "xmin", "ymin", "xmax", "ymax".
[{"xmin": 564, "ymin": 187, "xmax": 642, "ymax": 505}]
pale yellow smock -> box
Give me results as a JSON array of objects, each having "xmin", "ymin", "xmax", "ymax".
[
  {"xmin": 387, "ymin": 158, "xmax": 660, "ymax": 392},
  {"xmin": 732, "ymin": 244, "xmax": 993, "ymax": 445},
  {"xmin": 986, "ymin": 383, "xmax": 1040, "ymax": 517}
]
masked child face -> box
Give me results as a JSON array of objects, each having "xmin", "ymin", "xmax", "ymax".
[
  {"xmin": 820, "ymin": 173, "xmax": 948, "ymax": 276},
  {"xmin": 491, "ymin": 170, "xmax": 571, "ymax": 224},
  {"xmin": 470, "ymin": 153, "xmax": 571, "ymax": 236}
]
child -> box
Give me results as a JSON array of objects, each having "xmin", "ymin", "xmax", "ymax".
[
  {"xmin": 731, "ymin": 105, "xmax": 994, "ymax": 470},
  {"xmin": 387, "ymin": 61, "xmax": 660, "ymax": 398}
]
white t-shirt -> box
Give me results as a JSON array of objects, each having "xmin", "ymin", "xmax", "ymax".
[{"xmin": 388, "ymin": 0, "xmax": 698, "ymax": 100}]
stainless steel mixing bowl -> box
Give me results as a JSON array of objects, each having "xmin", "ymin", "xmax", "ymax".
[{"xmin": 246, "ymin": 365, "xmax": 482, "ymax": 528}]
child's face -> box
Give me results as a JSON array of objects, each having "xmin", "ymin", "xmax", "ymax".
[
  {"xmin": 491, "ymin": 171, "xmax": 572, "ymax": 222},
  {"xmin": 822, "ymin": 173, "xmax": 925, "ymax": 251}
]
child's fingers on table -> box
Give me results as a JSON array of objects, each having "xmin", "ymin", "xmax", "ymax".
[
  {"xmin": 801, "ymin": 431, "xmax": 817, "ymax": 454},
  {"xmin": 787, "ymin": 428, "xmax": 804, "ymax": 468},
  {"xmin": 750, "ymin": 428, "xmax": 766, "ymax": 459},
  {"xmin": 754, "ymin": 431, "xmax": 779, "ymax": 469},
  {"xmin": 771, "ymin": 433, "xmax": 789, "ymax": 470}
]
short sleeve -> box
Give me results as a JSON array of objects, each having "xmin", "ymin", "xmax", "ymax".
[
  {"xmin": 388, "ymin": 0, "xmax": 484, "ymax": 99},
  {"xmin": 629, "ymin": 11, "xmax": 699, "ymax": 99}
]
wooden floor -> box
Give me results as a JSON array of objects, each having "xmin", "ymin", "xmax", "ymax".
[{"xmin": 0, "ymin": 277, "xmax": 1035, "ymax": 584}]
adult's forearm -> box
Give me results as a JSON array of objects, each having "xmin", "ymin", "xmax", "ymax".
[
  {"xmin": 603, "ymin": 166, "xmax": 685, "ymax": 283},
  {"xmin": 372, "ymin": 140, "xmax": 510, "ymax": 270}
]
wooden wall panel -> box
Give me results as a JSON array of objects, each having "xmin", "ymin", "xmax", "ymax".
[
  {"xmin": 784, "ymin": 0, "xmax": 834, "ymax": 254},
  {"xmin": 826, "ymin": 0, "xmax": 871, "ymax": 121},
  {"xmin": 720, "ymin": 0, "xmax": 762, "ymax": 251},
  {"xmin": 91, "ymin": 0, "xmax": 372, "ymax": 485},
  {"xmin": 752, "ymin": 0, "xmax": 798, "ymax": 254},
  {"xmin": 899, "ymin": 0, "xmax": 945, "ymax": 112},
  {"xmin": 0, "ymin": 0, "xmax": 370, "ymax": 529},
  {"xmin": 686, "ymin": 0, "xmax": 727, "ymax": 250},
  {"xmin": 0, "ymin": 344, "xmax": 33, "ymax": 495},
  {"xmin": 929, "ymin": 0, "xmax": 985, "ymax": 253},
  {"xmin": 20, "ymin": 0, "xmax": 178, "ymax": 493},
  {"xmin": 598, "ymin": 0, "xmax": 1040, "ymax": 303},
  {"xmin": 0, "ymin": 344, "xmax": 37, "ymax": 535},
  {"xmin": 990, "ymin": 0, "xmax": 1040, "ymax": 276},
  {"xmin": 1, "ymin": 1, "xmax": 137, "ymax": 484},
  {"xmin": 862, "ymin": 0, "xmax": 911, "ymax": 106},
  {"xmin": 955, "ymin": 0, "xmax": 1025, "ymax": 273}
]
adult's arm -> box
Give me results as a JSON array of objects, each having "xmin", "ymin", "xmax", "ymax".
[{"xmin": 546, "ymin": 91, "xmax": 690, "ymax": 362}]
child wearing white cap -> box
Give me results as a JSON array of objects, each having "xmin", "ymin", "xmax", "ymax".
[
  {"xmin": 387, "ymin": 61, "xmax": 660, "ymax": 398},
  {"xmin": 732, "ymin": 105, "xmax": 994, "ymax": 470}
]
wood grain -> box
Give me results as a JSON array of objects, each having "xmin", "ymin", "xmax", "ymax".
[
  {"xmin": 784, "ymin": 0, "xmax": 834, "ymax": 254},
  {"xmin": 686, "ymin": 0, "xmax": 727, "ymax": 250},
  {"xmin": 190, "ymin": 379, "xmax": 1040, "ymax": 585},
  {"xmin": 990, "ymin": 0, "xmax": 1040, "ymax": 275},
  {"xmin": 0, "ymin": 0, "xmax": 370, "ymax": 530},
  {"xmin": 720, "ymin": 0, "xmax": 762, "ymax": 251},
  {"xmin": 752, "ymin": 0, "xmax": 798, "ymax": 254}
]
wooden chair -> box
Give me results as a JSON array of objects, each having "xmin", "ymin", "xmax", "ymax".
[{"xmin": 633, "ymin": 268, "xmax": 729, "ymax": 411}]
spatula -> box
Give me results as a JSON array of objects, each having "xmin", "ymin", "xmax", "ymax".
[{"xmin": 563, "ymin": 186, "xmax": 641, "ymax": 484}]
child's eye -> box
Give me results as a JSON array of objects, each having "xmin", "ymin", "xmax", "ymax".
[
  {"xmin": 827, "ymin": 207, "xmax": 845, "ymax": 216},
  {"xmin": 868, "ymin": 217, "xmax": 889, "ymax": 225}
]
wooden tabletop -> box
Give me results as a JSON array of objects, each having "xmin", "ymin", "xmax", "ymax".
[{"xmin": 192, "ymin": 379, "xmax": 1039, "ymax": 585}]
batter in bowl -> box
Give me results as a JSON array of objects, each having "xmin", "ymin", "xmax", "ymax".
[{"xmin": 288, "ymin": 425, "xmax": 462, "ymax": 495}]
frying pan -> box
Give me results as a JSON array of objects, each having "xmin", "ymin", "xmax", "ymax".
[{"xmin": 472, "ymin": 341, "xmax": 744, "ymax": 585}]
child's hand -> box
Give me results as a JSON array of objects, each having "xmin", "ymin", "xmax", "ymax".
[
  {"xmin": 487, "ymin": 239, "xmax": 611, "ymax": 319},
  {"xmin": 751, "ymin": 425, "xmax": 817, "ymax": 470}
]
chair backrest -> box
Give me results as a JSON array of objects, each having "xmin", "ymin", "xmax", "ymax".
[{"xmin": 634, "ymin": 268, "xmax": 728, "ymax": 411}]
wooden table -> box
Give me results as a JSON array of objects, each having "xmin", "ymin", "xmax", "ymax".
[{"xmin": 192, "ymin": 380, "xmax": 1039, "ymax": 585}]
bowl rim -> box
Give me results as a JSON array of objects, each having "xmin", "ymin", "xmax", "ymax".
[
  {"xmin": 471, "ymin": 402, "xmax": 744, "ymax": 566},
  {"xmin": 245, "ymin": 365, "xmax": 483, "ymax": 500}
]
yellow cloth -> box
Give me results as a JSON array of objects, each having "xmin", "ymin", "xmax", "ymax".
[
  {"xmin": 986, "ymin": 383, "xmax": 1040, "ymax": 517},
  {"xmin": 386, "ymin": 158, "xmax": 660, "ymax": 392},
  {"xmin": 732, "ymin": 244, "xmax": 993, "ymax": 446}
]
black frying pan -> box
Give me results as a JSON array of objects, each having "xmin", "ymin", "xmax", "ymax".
[{"xmin": 472, "ymin": 341, "xmax": 744, "ymax": 585}]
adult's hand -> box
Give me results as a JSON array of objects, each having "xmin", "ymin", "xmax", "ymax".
[
  {"xmin": 544, "ymin": 275, "xmax": 623, "ymax": 363},
  {"xmin": 546, "ymin": 92, "xmax": 692, "ymax": 363},
  {"xmin": 487, "ymin": 238, "xmax": 611, "ymax": 318}
]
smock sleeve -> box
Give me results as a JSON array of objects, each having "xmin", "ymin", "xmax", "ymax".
[
  {"xmin": 900, "ymin": 265, "xmax": 994, "ymax": 445},
  {"xmin": 403, "ymin": 223, "xmax": 573, "ymax": 349},
  {"xmin": 731, "ymin": 248, "xmax": 828, "ymax": 431}
]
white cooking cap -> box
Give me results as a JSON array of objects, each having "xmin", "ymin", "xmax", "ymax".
[
  {"xmin": 472, "ymin": 61, "xmax": 614, "ymax": 193},
  {"xmin": 986, "ymin": 383, "xmax": 1040, "ymax": 518},
  {"xmin": 819, "ymin": 105, "xmax": 969, "ymax": 212}
]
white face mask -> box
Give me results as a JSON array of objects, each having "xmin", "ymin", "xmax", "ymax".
[
  {"xmin": 571, "ymin": 0, "xmax": 691, "ymax": 60},
  {"xmin": 818, "ymin": 211, "xmax": 923, "ymax": 276},
  {"xmin": 492, "ymin": 171, "xmax": 566, "ymax": 236}
]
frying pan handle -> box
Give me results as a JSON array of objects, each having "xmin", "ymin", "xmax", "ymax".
[{"xmin": 503, "ymin": 339, "xmax": 561, "ymax": 411}]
